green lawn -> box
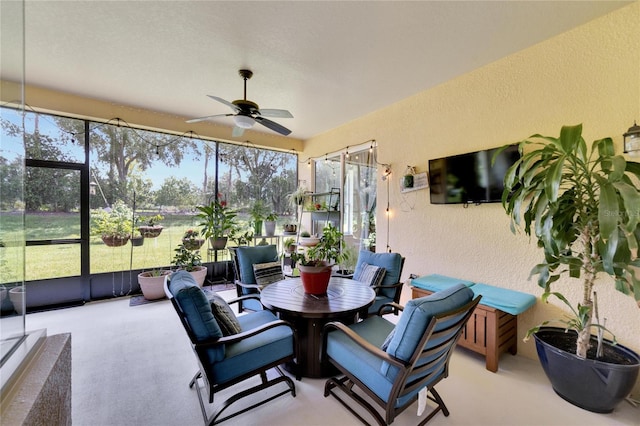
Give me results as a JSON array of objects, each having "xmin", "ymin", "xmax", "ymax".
[{"xmin": 1, "ymin": 212, "xmax": 290, "ymax": 282}]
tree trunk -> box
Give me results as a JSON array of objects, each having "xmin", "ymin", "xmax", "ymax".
[{"xmin": 576, "ymin": 300, "xmax": 592, "ymax": 359}]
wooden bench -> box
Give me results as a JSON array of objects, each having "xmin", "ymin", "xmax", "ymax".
[{"xmin": 411, "ymin": 274, "xmax": 536, "ymax": 372}]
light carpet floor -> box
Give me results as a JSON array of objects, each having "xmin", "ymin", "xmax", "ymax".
[{"xmin": 25, "ymin": 289, "xmax": 639, "ymax": 426}]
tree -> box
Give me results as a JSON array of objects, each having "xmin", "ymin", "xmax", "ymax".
[{"xmin": 154, "ymin": 176, "xmax": 200, "ymax": 209}]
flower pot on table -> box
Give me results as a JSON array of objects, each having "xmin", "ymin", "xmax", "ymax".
[{"xmin": 298, "ymin": 264, "xmax": 332, "ymax": 295}]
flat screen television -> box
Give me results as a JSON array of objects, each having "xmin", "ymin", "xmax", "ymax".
[{"xmin": 428, "ymin": 145, "xmax": 520, "ymax": 204}]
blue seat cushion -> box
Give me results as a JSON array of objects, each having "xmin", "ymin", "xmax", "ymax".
[
  {"xmin": 410, "ymin": 274, "xmax": 474, "ymax": 293},
  {"xmin": 381, "ymin": 283, "xmax": 473, "ymax": 378},
  {"xmin": 235, "ymin": 245, "xmax": 279, "ymax": 285},
  {"xmin": 210, "ymin": 310, "xmax": 294, "ymax": 384},
  {"xmin": 326, "ymin": 316, "xmax": 396, "ymax": 402},
  {"xmin": 471, "ymin": 283, "xmax": 536, "ymax": 315},
  {"xmin": 168, "ymin": 270, "xmax": 224, "ymax": 361},
  {"xmin": 353, "ymin": 251, "xmax": 403, "ymax": 299}
]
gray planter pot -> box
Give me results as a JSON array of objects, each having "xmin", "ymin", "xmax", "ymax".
[{"xmin": 533, "ymin": 327, "xmax": 640, "ymax": 413}]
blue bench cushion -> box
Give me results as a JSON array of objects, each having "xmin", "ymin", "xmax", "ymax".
[
  {"xmin": 470, "ymin": 283, "xmax": 536, "ymax": 315},
  {"xmin": 210, "ymin": 310, "xmax": 294, "ymax": 384},
  {"xmin": 235, "ymin": 245, "xmax": 279, "ymax": 285},
  {"xmin": 410, "ymin": 274, "xmax": 474, "ymax": 293},
  {"xmin": 411, "ymin": 274, "xmax": 536, "ymax": 316},
  {"xmin": 354, "ymin": 251, "xmax": 403, "ymax": 299}
]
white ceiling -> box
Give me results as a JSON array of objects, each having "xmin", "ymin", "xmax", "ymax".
[{"xmin": 2, "ymin": 1, "xmax": 631, "ymax": 140}]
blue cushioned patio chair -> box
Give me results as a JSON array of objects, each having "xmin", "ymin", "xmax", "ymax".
[
  {"xmin": 229, "ymin": 245, "xmax": 279, "ymax": 312},
  {"xmin": 322, "ymin": 283, "xmax": 481, "ymax": 425},
  {"xmin": 353, "ymin": 251, "xmax": 406, "ymax": 317},
  {"xmin": 164, "ymin": 270, "xmax": 298, "ymax": 425}
]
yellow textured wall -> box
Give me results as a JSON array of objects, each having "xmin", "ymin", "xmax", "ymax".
[{"xmin": 303, "ymin": 1, "xmax": 640, "ymax": 380}]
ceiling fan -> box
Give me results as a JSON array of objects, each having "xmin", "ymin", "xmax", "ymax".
[{"xmin": 187, "ymin": 69, "xmax": 293, "ymax": 137}]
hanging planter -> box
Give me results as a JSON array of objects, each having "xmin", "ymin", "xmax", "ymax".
[
  {"xmin": 130, "ymin": 235, "xmax": 144, "ymax": 246},
  {"xmin": 138, "ymin": 225, "xmax": 163, "ymax": 238},
  {"xmin": 101, "ymin": 234, "xmax": 130, "ymax": 247}
]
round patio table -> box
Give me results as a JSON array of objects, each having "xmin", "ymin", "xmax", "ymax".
[{"xmin": 260, "ymin": 277, "xmax": 375, "ymax": 378}]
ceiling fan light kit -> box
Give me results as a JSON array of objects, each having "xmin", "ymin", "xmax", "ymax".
[
  {"xmin": 233, "ymin": 115, "xmax": 255, "ymax": 129},
  {"xmin": 187, "ymin": 69, "xmax": 293, "ymax": 137}
]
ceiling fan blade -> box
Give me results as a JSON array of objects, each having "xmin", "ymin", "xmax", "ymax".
[
  {"xmin": 254, "ymin": 116, "xmax": 292, "ymax": 136},
  {"xmin": 207, "ymin": 95, "xmax": 241, "ymax": 112},
  {"xmin": 232, "ymin": 126, "xmax": 245, "ymax": 137},
  {"xmin": 258, "ymin": 108, "xmax": 293, "ymax": 119},
  {"xmin": 186, "ymin": 113, "xmax": 232, "ymax": 124}
]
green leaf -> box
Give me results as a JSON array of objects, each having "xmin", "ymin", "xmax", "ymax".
[
  {"xmin": 545, "ymin": 156, "xmax": 565, "ymax": 202},
  {"xmin": 608, "ymin": 155, "xmax": 626, "ymax": 182},
  {"xmin": 596, "ymin": 136, "xmax": 615, "ymax": 158},
  {"xmin": 597, "ymin": 179, "xmax": 618, "ymax": 241},
  {"xmin": 612, "ymin": 181, "xmax": 640, "ymax": 232},
  {"xmin": 602, "ymin": 227, "xmax": 619, "ymax": 274},
  {"xmin": 559, "ymin": 124, "xmax": 582, "ymax": 153}
]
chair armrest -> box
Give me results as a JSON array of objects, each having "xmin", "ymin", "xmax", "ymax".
[
  {"xmin": 322, "ymin": 321, "xmax": 406, "ymax": 369},
  {"xmin": 377, "ymin": 302, "xmax": 404, "ymax": 316},
  {"xmin": 225, "ymin": 294, "xmax": 261, "ymax": 305},
  {"xmin": 195, "ymin": 319, "xmax": 295, "ymax": 348},
  {"xmin": 236, "ymin": 281, "xmax": 263, "ymax": 292}
]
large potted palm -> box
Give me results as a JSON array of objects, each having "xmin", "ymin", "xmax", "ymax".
[{"xmin": 500, "ymin": 124, "xmax": 640, "ymax": 412}]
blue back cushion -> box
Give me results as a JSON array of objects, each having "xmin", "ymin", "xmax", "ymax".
[
  {"xmin": 168, "ymin": 270, "xmax": 225, "ymax": 361},
  {"xmin": 381, "ymin": 283, "xmax": 473, "ymax": 378},
  {"xmin": 353, "ymin": 251, "xmax": 403, "ymax": 298},
  {"xmin": 235, "ymin": 245, "xmax": 279, "ymax": 284}
]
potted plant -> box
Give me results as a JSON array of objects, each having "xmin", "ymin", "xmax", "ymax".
[
  {"xmin": 298, "ymin": 230, "xmax": 319, "ymax": 247},
  {"xmin": 138, "ymin": 268, "xmax": 172, "ymax": 300},
  {"xmin": 130, "ymin": 228, "xmax": 144, "ymax": 247},
  {"xmin": 172, "ymin": 243, "xmax": 207, "ymax": 286},
  {"xmin": 283, "ymin": 223, "xmax": 297, "ymax": 234},
  {"xmin": 291, "ymin": 223, "xmax": 343, "ymax": 295},
  {"xmin": 336, "ymin": 243, "xmax": 358, "ymax": 277},
  {"xmin": 249, "ymin": 200, "xmax": 269, "ymax": 236},
  {"xmin": 264, "ymin": 212, "xmax": 278, "ymax": 237},
  {"xmin": 90, "ymin": 200, "xmax": 133, "ymax": 247},
  {"xmin": 500, "ymin": 124, "xmax": 640, "ymax": 413},
  {"xmin": 137, "ymin": 214, "xmax": 164, "ymax": 238},
  {"xmin": 196, "ymin": 194, "xmax": 237, "ymax": 250},
  {"xmin": 182, "ymin": 229, "xmax": 205, "ymax": 250},
  {"xmin": 283, "ymin": 237, "xmax": 296, "ymax": 253},
  {"xmin": 229, "ymin": 225, "xmax": 254, "ymax": 246},
  {"xmin": 286, "ymin": 185, "xmax": 308, "ymax": 220}
]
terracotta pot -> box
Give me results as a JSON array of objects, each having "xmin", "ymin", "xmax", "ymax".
[
  {"xmin": 138, "ymin": 226, "xmax": 163, "ymax": 238},
  {"xmin": 188, "ymin": 266, "xmax": 207, "ymax": 287},
  {"xmin": 138, "ymin": 270, "xmax": 172, "ymax": 300},
  {"xmin": 101, "ymin": 235, "xmax": 130, "ymax": 247},
  {"xmin": 298, "ymin": 264, "xmax": 332, "ymax": 295}
]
